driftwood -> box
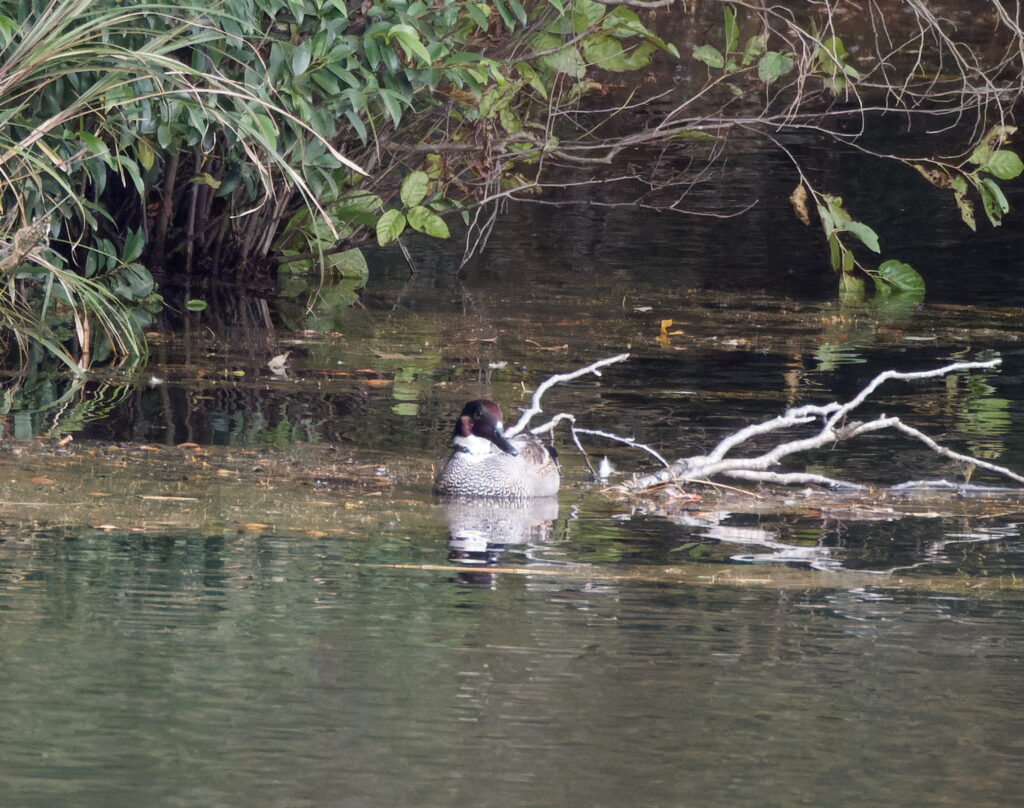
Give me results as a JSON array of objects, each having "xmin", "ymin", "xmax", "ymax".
[{"xmin": 514, "ymin": 355, "xmax": 1022, "ymax": 493}]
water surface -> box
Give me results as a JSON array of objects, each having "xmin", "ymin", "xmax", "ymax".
[{"xmin": 3, "ymin": 124, "xmax": 1024, "ymax": 806}]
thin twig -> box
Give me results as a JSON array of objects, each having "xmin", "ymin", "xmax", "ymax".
[
  {"xmin": 504, "ymin": 353, "xmax": 630, "ymax": 438},
  {"xmin": 573, "ymin": 427, "xmax": 671, "ymax": 468}
]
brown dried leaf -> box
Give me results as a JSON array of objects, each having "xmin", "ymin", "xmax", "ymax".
[
  {"xmin": 789, "ymin": 183, "xmax": 810, "ymax": 225},
  {"xmin": 912, "ymin": 164, "xmax": 951, "ymax": 188}
]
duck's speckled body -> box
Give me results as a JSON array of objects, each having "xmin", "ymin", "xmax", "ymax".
[{"xmin": 434, "ymin": 400, "xmax": 560, "ymax": 499}]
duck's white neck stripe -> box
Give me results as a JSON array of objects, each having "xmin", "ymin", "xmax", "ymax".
[{"xmin": 452, "ymin": 433, "xmax": 498, "ymax": 459}]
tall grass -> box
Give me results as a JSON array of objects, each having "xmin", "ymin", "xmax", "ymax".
[{"xmin": 0, "ymin": 0, "xmax": 364, "ymax": 372}]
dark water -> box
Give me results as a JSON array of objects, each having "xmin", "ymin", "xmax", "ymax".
[{"xmin": 5, "ymin": 121, "xmax": 1024, "ymax": 804}]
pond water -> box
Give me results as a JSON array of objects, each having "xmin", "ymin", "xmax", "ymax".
[{"xmin": 3, "ymin": 136, "xmax": 1024, "ymax": 805}]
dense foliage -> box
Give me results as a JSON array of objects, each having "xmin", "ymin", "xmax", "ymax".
[
  {"xmin": 0, "ymin": 0, "xmax": 673, "ymax": 370},
  {"xmin": 0, "ymin": 0, "xmax": 1023, "ymax": 373}
]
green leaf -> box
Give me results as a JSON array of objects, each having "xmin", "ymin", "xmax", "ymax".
[
  {"xmin": 584, "ymin": 35, "xmax": 627, "ymax": 69},
  {"xmin": 982, "ymin": 177, "xmax": 1010, "ymax": 213},
  {"xmin": 389, "ymin": 24, "xmax": 433, "ymax": 66},
  {"xmin": 325, "ymin": 248, "xmax": 369, "ymax": 282},
  {"xmin": 506, "ymin": 0, "xmax": 528, "ymax": 26},
  {"xmin": 984, "ymin": 149, "xmax": 1024, "ymax": 180},
  {"xmin": 492, "ymin": 0, "xmax": 517, "ymax": 30},
  {"xmin": 377, "ymin": 88, "xmax": 406, "ymax": 127},
  {"xmin": 824, "ymin": 73, "xmax": 846, "ymax": 94},
  {"xmin": 499, "ymin": 107, "xmax": 522, "ymax": 133},
  {"xmin": 823, "ymin": 195, "xmax": 851, "ymax": 225},
  {"xmin": 977, "ymin": 184, "xmax": 1001, "ymax": 227},
  {"xmin": 838, "ymin": 271, "xmax": 865, "ymax": 301},
  {"xmin": 344, "ymin": 109, "xmax": 367, "ymax": 143},
  {"xmin": 78, "ymin": 130, "xmax": 107, "ymax": 156},
  {"xmin": 968, "ymin": 142, "xmax": 992, "ymax": 166},
  {"xmin": 877, "ymin": 259, "xmax": 925, "ymax": 296},
  {"xmin": 249, "ymin": 112, "xmax": 278, "ymax": 150},
  {"xmin": 723, "ymin": 6, "xmax": 740, "ymax": 54},
  {"xmin": 157, "ymin": 123, "xmax": 173, "ymax": 149},
  {"xmin": 571, "ymin": 0, "xmax": 605, "ymax": 32},
  {"xmin": 757, "ymin": 51, "xmax": 794, "ymax": 83},
  {"xmin": 467, "ymin": 3, "xmax": 490, "ymax": 29},
  {"xmin": 843, "ymin": 220, "xmax": 880, "ymax": 253},
  {"xmin": 119, "ymin": 157, "xmax": 145, "ymax": 195},
  {"xmin": 185, "ymin": 299, "xmax": 207, "ymax": 312},
  {"xmin": 376, "ymin": 209, "xmax": 407, "ymax": 245},
  {"xmin": 827, "ymin": 231, "xmax": 841, "ymax": 270},
  {"xmin": 400, "ymin": 171, "xmax": 430, "ymax": 208},
  {"xmin": 292, "ymin": 41, "xmax": 312, "ymax": 76},
  {"xmin": 818, "ymin": 205, "xmax": 835, "ymax": 235},
  {"xmin": 123, "ymin": 227, "xmax": 145, "ymax": 263},
  {"xmin": 112, "ymin": 264, "xmax": 154, "ymax": 300},
  {"xmin": 603, "ymin": 5, "xmax": 646, "ymax": 36},
  {"xmin": 742, "ymin": 33, "xmax": 767, "ymax": 66},
  {"xmin": 407, "ymin": 206, "xmax": 450, "ymax": 238},
  {"xmin": 531, "ymin": 34, "xmax": 586, "ymax": 78},
  {"xmin": 135, "ymin": 139, "xmax": 155, "ymax": 172},
  {"xmin": 693, "ymin": 44, "xmax": 725, "ymax": 69},
  {"xmin": 978, "ymin": 177, "xmax": 1010, "ymax": 227},
  {"xmin": 819, "ymin": 36, "xmax": 847, "ymax": 69}
]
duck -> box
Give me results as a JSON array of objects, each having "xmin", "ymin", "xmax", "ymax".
[{"xmin": 434, "ymin": 400, "xmax": 560, "ymax": 498}]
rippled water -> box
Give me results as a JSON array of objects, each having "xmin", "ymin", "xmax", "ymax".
[
  {"xmin": 2, "ymin": 522, "xmax": 1023, "ymax": 808},
  {"xmin": 5, "ymin": 120, "xmax": 1024, "ymax": 805},
  {"xmin": 2, "ymin": 464, "xmax": 1024, "ymax": 807}
]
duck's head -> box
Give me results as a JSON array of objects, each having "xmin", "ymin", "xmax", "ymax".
[{"xmin": 450, "ymin": 399, "xmax": 519, "ymax": 457}]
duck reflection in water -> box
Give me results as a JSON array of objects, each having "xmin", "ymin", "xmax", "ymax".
[
  {"xmin": 436, "ymin": 400, "xmax": 561, "ymax": 574},
  {"xmin": 444, "ymin": 497, "xmax": 560, "ymax": 567}
]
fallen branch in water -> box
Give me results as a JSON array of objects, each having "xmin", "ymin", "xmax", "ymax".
[
  {"xmin": 613, "ymin": 358, "xmax": 1023, "ymax": 493},
  {"xmin": 504, "ymin": 352, "xmax": 630, "ymax": 438}
]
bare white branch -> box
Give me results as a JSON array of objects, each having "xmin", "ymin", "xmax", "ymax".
[
  {"xmin": 721, "ymin": 470, "xmax": 867, "ymax": 490},
  {"xmin": 706, "ymin": 402, "xmax": 842, "ymax": 462},
  {"xmin": 505, "ymin": 353, "xmax": 630, "ymax": 438},
  {"xmin": 573, "ymin": 427, "xmax": 671, "ymax": 468},
  {"xmin": 623, "ymin": 359, "xmax": 1016, "ymax": 492},
  {"xmin": 822, "ymin": 358, "xmax": 1002, "ymax": 430}
]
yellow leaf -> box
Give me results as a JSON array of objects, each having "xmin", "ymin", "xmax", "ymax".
[{"xmin": 657, "ymin": 319, "xmax": 673, "ymax": 348}]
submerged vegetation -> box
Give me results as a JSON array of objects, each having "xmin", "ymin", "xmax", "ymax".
[{"xmin": 0, "ymin": 0, "xmax": 1022, "ymax": 375}]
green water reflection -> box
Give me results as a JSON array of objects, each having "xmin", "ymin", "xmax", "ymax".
[{"xmin": 1, "ymin": 527, "xmax": 1022, "ymax": 807}]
